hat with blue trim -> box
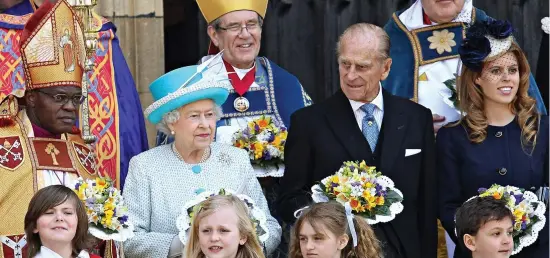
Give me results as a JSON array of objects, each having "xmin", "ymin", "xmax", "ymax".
[{"xmin": 144, "ymin": 54, "xmax": 231, "ymax": 124}]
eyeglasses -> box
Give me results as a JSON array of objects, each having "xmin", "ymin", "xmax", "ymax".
[
  {"xmin": 217, "ymin": 22, "xmax": 262, "ymax": 35},
  {"xmin": 36, "ymin": 89, "xmax": 85, "ymax": 106}
]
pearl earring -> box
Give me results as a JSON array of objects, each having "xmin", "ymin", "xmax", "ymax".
[{"xmin": 170, "ymin": 130, "xmax": 175, "ymax": 135}]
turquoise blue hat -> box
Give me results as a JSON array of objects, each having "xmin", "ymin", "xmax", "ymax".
[{"xmin": 144, "ymin": 63, "xmax": 231, "ymax": 124}]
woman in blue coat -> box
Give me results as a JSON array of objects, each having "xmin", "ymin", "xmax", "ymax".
[{"xmin": 437, "ymin": 19, "xmax": 549, "ymax": 258}]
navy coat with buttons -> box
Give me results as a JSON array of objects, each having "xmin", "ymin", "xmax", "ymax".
[{"xmin": 437, "ymin": 115, "xmax": 549, "ymax": 258}]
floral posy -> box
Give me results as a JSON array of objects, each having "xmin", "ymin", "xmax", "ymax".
[
  {"xmin": 311, "ymin": 161, "xmax": 404, "ymax": 224},
  {"xmin": 232, "ymin": 115, "xmax": 287, "ymax": 167},
  {"xmin": 74, "ymin": 176, "xmax": 134, "ymax": 241}
]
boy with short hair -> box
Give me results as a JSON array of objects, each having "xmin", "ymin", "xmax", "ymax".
[{"xmin": 455, "ymin": 196, "xmax": 514, "ymax": 258}]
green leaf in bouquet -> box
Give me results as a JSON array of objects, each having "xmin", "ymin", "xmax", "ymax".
[
  {"xmin": 218, "ymin": 189, "xmax": 227, "ymax": 195},
  {"xmin": 318, "ymin": 182, "xmax": 327, "ymax": 193},
  {"xmin": 251, "ymin": 158, "xmax": 284, "ymax": 168},
  {"xmin": 360, "ymin": 211, "xmax": 376, "ymax": 220},
  {"xmin": 385, "ymin": 190, "xmax": 403, "ymax": 203},
  {"xmin": 99, "ymin": 226, "xmax": 118, "ymax": 235},
  {"xmin": 443, "ymin": 78, "xmax": 459, "ymax": 109},
  {"xmin": 376, "ymin": 206, "xmax": 391, "ymax": 216}
]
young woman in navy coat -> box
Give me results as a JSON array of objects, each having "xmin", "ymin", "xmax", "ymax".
[{"xmin": 437, "ymin": 20, "xmax": 549, "ymax": 258}]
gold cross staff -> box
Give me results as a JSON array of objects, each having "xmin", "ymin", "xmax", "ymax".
[{"xmin": 45, "ymin": 143, "xmax": 60, "ymax": 165}]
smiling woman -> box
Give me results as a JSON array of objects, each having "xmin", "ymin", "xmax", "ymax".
[
  {"xmin": 123, "ymin": 58, "xmax": 282, "ymax": 258},
  {"xmin": 437, "ymin": 19, "xmax": 549, "ymax": 258}
]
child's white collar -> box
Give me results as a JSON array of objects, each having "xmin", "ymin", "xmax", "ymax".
[{"xmin": 35, "ymin": 246, "xmax": 90, "ymax": 258}]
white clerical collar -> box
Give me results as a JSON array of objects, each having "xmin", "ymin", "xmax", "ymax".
[
  {"xmin": 349, "ymin": 83, "xmax": 384, "ymax": 113},
  {"xmin": 35, "ymin": 246, "xmax": 90, "ymax": 258},
  {"xmin": 232, "ymin": 63, "xmax": 255, "ymax": 79},
  {"xmin": 399, "ymin": 0, "xmax": 473, "ymax": 30}
]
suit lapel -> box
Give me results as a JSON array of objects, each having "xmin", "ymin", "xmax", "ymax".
[
  {"xmin": 324, "ymin": 91, "xmax": 372, "ymax": 162},
  {"xmin": 377, "ymin": 90, "xmax": 411, "ymax": 258},
  {"xmin": 379, "ymin": 90, "xmax": 408, "ymax": 178}
]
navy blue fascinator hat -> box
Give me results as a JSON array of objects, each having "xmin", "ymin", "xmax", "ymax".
[{"xmin": 459, "ymin": 19, "xmax": 514, "ymax": 72}]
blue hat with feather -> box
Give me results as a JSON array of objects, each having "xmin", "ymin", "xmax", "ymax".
[{"xmin": 144, "ymin": 53, "xmax": 230, "ymax": 124}]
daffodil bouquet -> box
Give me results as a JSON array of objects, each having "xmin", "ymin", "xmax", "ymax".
[
  {"xmin": 176, "ymin": 188, "xmax": 269, "ymax": 245},
  {"xmin": 311, "ymin": 161, "xmax": 404, "ymax": 224},
  {"xmin": 74, "ymin": 176, "xmax": 134, "ymax": 241},
  {"xmin": 232, "ymin": 115, "xmax": 287, "ymax": 168},
  {"xmin": 476, "ymin": 184, "xmax": 547, "ymax": 255}
]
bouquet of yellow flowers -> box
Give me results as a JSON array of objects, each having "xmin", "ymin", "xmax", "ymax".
[
  {"xmin": 74, "ymin": 176, "xmax": 134, "ymax": 241},
  {"xmin": 474, "ymin": 184, "xmax": 546, "ymax": 255},
  {"xmin": 311, "ymin": 161, "xmax": 404, "ymax": 224},
  {"xmin": 232, "ymin": 115, "xmax": 287, "ymax": 168}
]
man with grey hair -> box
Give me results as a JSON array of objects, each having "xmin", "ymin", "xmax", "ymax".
[{"xmin": 278, "ymin": 23, "xmax": 438, "ymax": 258}]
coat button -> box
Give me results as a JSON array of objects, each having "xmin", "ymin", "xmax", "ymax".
[
  {"xmin": 495, "ymin": 131, "xmax": 503, "ymax": 137},
  {"xmin": 498, "ymin": 167, "xmax": 507, "ymax": 175}
]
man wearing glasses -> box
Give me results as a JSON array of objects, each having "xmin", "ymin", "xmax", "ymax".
[
  {"xmin": 200, "ymin": 1, "xmax": 312, "ymax": 175},
  {"xmin": 159, "ymin": 0, "xmax": 311, "ymax": 156},
  {"xmin": 0, "ymin": 0, "xmax": 149, "ymax": 192},
  {"xmin": 199, "ymin": 0, "xmax": 312, "ymax": 221},
  {"xmin": 0, "ymin": 2, "xmax": 107, "ymax": 257}
]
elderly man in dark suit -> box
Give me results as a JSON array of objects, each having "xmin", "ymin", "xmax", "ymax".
[{"xmin": 277, "ymin": 23, "xmax": 437, "ymax": 258}]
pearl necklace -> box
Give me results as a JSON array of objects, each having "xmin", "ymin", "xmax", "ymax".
[{"xmin": 172, "ymin": 144, "xmax": 211, "ymax": 174}]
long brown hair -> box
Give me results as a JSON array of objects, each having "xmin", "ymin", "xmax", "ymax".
[
  {"xmin": 24, "ymin": 185, "xmax": 91, "ymax": 258},
  {"xmin": 184, "ymin": 195, "xmax": 265, "ymax": 258},
  {"xmin": 289, "ymin": 202, "xmax": 382, "ymax": 258},
  {"xmin": 456, "ymin": 42, "xmax": 540, "ymax": 148}
]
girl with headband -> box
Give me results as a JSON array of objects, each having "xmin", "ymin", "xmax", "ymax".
[{"xmin": 289, "ymin": 202, "xmax": 382, "ymax": 258}]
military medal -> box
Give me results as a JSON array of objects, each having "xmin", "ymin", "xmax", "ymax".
[
  {"xmin": 223, "ymin": 59, "xmax": 256, "ymax": 112},
  {"xmin": 233, "ymin": 96, "xmax": 250, "ymax": 112}
]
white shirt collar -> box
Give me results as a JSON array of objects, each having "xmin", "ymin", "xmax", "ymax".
[
  {"xmin": 399, "ymin": 0, "xmax": 473, "ymax": 30},
  {"xmin": 349, "ymin": 82, "xmax": 384, "ymax": 113},
  {"xmin": 35, "ymin": 246, "xmax": 90, "ymax": 258}
]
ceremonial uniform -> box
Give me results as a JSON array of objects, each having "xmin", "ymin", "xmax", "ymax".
[
  {"xmin": 0, "ymin": 1, "xmax": 107, "ymax": 257},
  {"xmin": 0, "ymin": 0, "xmax": 148, "ymax": 190}
]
